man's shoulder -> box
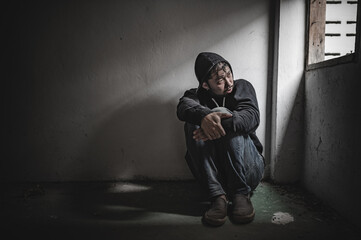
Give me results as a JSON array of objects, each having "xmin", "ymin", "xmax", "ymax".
[
  {"xmin": 234, "ymin": 79, "xmax": 252, "ymax": 87},
  {"xmin": 181, "ymin": 87, "xmax": 201, "ymax": 99},
  {"xmin": 183, "ymin": 88, "xmax": 198, "ymax": 95},
  {"xmin": 233, "ymin": 79, "xmax": 255, "ymax": 91}
]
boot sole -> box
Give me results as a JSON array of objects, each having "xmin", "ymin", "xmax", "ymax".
[
  {"xmin": 203, "ymin": 214, "xmax": 227, "ymax": 227},
  {"xmin": 231, "ymin": 210, "xmax": 255, "ymax": 224}
]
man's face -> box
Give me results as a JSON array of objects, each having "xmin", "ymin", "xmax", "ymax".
[{"xmin": 202, "ymin": 65, "xmax": 234, "ymax": 96}]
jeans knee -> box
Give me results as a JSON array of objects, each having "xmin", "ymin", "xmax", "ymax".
[{"xmin": 222, "ymin": 132, "xmax": 247, "ymax": 146}]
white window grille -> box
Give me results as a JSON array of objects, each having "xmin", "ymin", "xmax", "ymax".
[{"xmin": 325, "ymin": 0, "xmax": 358, "ymax": 60}]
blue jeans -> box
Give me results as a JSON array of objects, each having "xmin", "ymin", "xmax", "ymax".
[{"xmin": 184, "ymin": 121, "xmax": 264, "ymax": 199}]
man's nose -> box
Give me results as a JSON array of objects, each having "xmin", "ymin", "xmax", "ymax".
[{"xmin": 225, "ymin": 78, "xmax": 232, "ymax": 86}]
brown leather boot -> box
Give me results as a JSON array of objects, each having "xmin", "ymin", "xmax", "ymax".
[
  {"xmin": 231, "ymin": 193, "xmax": 255, "ymax": 224},
  {"xmin": 203, "ymin": 195, "xmax": 228, "ymax": 226}
]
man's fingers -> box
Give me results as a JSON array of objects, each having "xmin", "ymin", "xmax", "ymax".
[
  {"xmin": 201, "ymin": 136, "xmax": 209, "ymax": 141},
  {"xmin": 206, "ymin": 129, "xmax": 220, "ymax": 140},
  {"xmin": 204, "ymin": 131, "xmax": 213, "ymax": 140},
  {"xmin": 193, "ymin": 129, "xmax": 202, "ymax": 140},
  {"xmin": 198, "ymin": 132, "xmax": 209, "ymax": 141},
  {"xmin": 202, "ymin": 123, "xmax": 225, "ymax": 140},
  {"xmin": 217, "ymin": 112, "xmax": 232, "ymax": 119},
  {"xmin": 211, "ymin": 123, "xmax": 225, "ymax": 137},
  {"xmin": 200, "ymin": 112, "xmax": 229, "ymax": 140},
  {"xmin": 193, "ymin": 129, "xmax": 201, "ymax": 135},
  {"xmin": 193, "ymin": 128, "xmax": 210, "ymax": 141},
  {"xmin": 216, "ymin": 124, "xmax": 226, "ymax": 136}
]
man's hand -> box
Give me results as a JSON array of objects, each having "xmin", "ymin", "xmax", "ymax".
[
  {"xmin": 199, "ymin": 112, "xmax": 232, "ymax": 141},
  {"xmin": 193, "ymin": 128, "xmax": 209, "ymax": 141}
]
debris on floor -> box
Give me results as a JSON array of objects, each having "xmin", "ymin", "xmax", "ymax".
[{"xmin": 271, "ymin": 212, "xmax": 294, "ymax": 225}]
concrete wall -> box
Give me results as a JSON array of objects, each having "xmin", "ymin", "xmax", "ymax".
[
  {"xmin": 271, "ymin": 0, "xmax": 306, "ymax": 183},
  {"xmin": 304, "ymin": 44, "xmax": 361, "ymax": 226},
  {"xmin": 266, "ymin": 0, "xmax": 361, "ymax": 227},
  {"xmin": 3, "ymin": 0, "xmax": 270, "ymax": 182}
]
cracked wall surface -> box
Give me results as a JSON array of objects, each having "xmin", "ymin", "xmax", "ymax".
[{"xmin": 304, "ymin": 39, "xmax": 361, "ymax": 228}]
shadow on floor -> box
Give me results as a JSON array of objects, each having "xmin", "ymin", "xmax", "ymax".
[
  {"xmin": 69, "ymin": 180, "xmax": 206, "ymax": 220},
  {"xmin": 1, "ymin": 180, "xmax": 360, "ymax": 240}
]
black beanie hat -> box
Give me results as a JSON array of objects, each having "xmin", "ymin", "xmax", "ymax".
[{"xmin": 194, "ymin": 52, "xmax": 233, "ymax": 86}]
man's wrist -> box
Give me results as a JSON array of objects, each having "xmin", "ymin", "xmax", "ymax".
[{"xmin": 198, "ymin": 108, "xmax": 212, "ymax": 125}]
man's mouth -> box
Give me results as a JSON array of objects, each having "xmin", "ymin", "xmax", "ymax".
[{"xmin": 225, "ymin": 86, "xmax": 233, "ymax": 93}]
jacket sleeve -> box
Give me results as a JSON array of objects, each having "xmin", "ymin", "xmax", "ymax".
[
  {"xmin": 176, "ymin": 88, "xmax": 212, "ymax": 126},
  {"xmin": 221, "ymin": 80, "xmax": 260, "ymax": 134}
]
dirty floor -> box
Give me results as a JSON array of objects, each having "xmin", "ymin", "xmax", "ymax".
[{"xmin": 1, "ymin": 180, "xmax": 359, "ymax": 240}]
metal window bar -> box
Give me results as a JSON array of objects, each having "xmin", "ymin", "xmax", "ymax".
[
  {"xmin": 325, "ymin": 52, "xmax": 341, "ymax": 55},
  {"xmin": 327, "ymin": 1, "xmax": 342, "ymax": 4},
  {"xmin": 326, "ymin": 21, "xmax": 342, "ymax": 24},
  {"xmin": 325, "ymin": 33, "xmax": 342, "ymax": 36}
]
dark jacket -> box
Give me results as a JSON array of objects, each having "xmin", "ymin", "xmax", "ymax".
[{"xmin": 176, "ymin": 79, "xmax": 263, "ymax": 154}]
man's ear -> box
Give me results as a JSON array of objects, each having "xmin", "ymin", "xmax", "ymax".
[{"xmin": 202, "ymin": 81, "xmax": 209, "ymax": 90}]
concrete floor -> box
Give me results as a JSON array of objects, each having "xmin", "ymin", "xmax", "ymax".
[{"xmin": 1, "ymin": 180, "xmax": 359, "ymax": 240}]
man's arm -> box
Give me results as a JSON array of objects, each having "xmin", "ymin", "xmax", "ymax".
[
  {"xmin": 177, "ymin": 89, "xmax": 232, "ymax": 141},
  {"xmin": 221, "ymin": 80, "xmax": 260, "ymax": 134},
  {"xmin": 193, "ymin": 112, "xmax": 232, "ymax": 141},
  {"xmin": 176, "ymin": 88, "xmax": 213, "ymax": 126}
]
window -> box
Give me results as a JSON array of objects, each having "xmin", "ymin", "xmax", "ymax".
[
  {"xmin": 325, "ymin": 1, "xmax": 358, "ymax": 60},
  {"xmin": 307, "ymin": 0, "xmax": 360, "ymax": 68}
]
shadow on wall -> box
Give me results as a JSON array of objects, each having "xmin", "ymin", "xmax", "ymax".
[
  {"xmin": 273, "ymin": 75, "xmax": 305, "ymax": 183},
  {"xmin": 77, "ymin": 97, "xmax": 189, "ymax": 180},
  {"xmin": 68, "ymin": 1, "xmax": 268, "ymax": 180},
  {"xmin": 4, "ymin": 0, "xmax": 269, "ymax": 181}
]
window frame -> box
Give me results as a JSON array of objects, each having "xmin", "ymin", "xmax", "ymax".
[{"xmin": 306, "ymin": 0, "xmax": 361, "ymax": 71}]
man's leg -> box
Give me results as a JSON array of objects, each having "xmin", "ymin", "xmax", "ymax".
[
  {"xmin": 220, "ymin": 132, "xmax": 264, "ymax": 196},
  {"xmin": 184, "ymin": 123, "xmax": 228, "ymax": 226},
  {"xmin": 219, "ymin": 132, "xmax": 265, "ymax": 223},
  {"xmin": 184, "ymin": 123, "xmax": 226, "ymax": 199}
]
